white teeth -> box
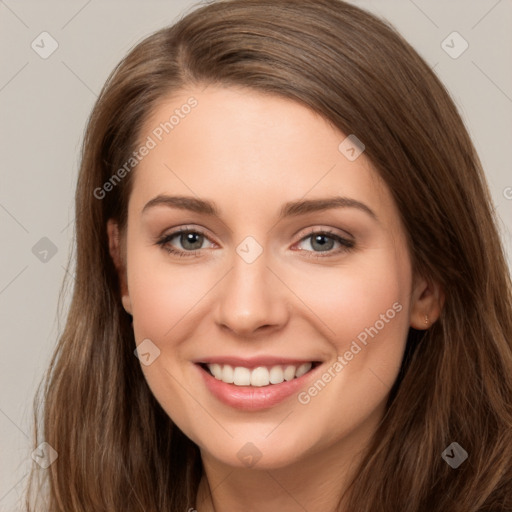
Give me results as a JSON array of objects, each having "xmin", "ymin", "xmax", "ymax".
[
  {"xmin": 206, "ymin": 362, "xmax": 313, "ymax": 387},
  {"xmin": 233, "ymin": 367, "xmax": 251, "ymax": 386},
  {"xmin": 210, "ymin": 363, "xmax": 222, "ymax": 379},
  {"xmin": 250, "ymin": 367, "xmax": 270, "ymax": 387},
  {"xmin": 284, "ymin": 365, "xmax": 296, "ymax": 381},
  {"xmin": 269, "ymin": 366, "xmax": 284, "ymax": 384},
  {"xmin": 295, "ymin": 363, "xmax": 311, "ymax": 378},
  {"xmin": 221, "ymin": 364, "xmax": 234, "ymax": 383}
]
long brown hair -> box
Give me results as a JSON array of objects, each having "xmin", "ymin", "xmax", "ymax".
[{"xmin": 26, "ymin": 0, "xmax": 512, "ymax": 510}]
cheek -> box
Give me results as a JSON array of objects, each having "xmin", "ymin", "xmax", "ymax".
[
  {"xmin": 292, "ymin": 252, "xmax": 409, "ymax": 342},
  {"xmin": 127, "ymin": 249, "xmax": 216, "ymax": 343},
  {"xmin": 290, "ymin": 248, "xmax": 412, "ymax": 430},
  {"xmin": 126, "ymin": 248, "xmax": 219, "ymax": 431},
  {"xmin": 289, "ymin": 248, "xmax": 411, "ymax": 394}
]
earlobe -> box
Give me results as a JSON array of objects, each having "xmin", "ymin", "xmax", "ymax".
[
  {"xmin": 121, "ymin": 295, "xmax": 133, "ymax": 316},
  {"xmin": 409, "ymin": 275, "xmax": 445, "ymax": 330},
  {"xmin": 106, "ymin": 219, "xmax": 132, "ymax": 315}
]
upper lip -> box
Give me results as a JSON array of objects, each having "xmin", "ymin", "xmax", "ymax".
[{"xmin": 194, "ymin": 356, "xmax": 321, "ymax": 369}]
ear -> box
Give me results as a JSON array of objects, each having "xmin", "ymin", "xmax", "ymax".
[
  {"xmin": 107, "ymin": 219, "xmax": 132, "ymax": 315},
  {"xmin": 409, "ymin": 274, "xmax": 444, "ymax": 329}
]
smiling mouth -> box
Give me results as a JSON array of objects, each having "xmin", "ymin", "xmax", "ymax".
[{"xmin": 199, "ymin": 361, "xmax": 321, "ymax": 387}]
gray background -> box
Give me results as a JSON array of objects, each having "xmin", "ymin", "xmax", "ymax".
[{"xmin": 1, "ymin": 0, "xmax": 511, "ymax": 509}]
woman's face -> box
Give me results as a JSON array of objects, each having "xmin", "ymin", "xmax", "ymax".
[{"xmin": 109, "ymin": 85, "xmax": 434, "ymax": 470}]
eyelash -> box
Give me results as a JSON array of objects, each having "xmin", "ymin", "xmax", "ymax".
[{"xmin": 155, "ymin": 227, "xmax": 355, "ymax": 259}]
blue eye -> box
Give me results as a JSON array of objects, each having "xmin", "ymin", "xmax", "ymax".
[
  {"xmin": 156, "ymin": 229, "xmax": 213, "ymax": 257},
  {"xmin": 295, "ymin": 230, "xmax": 355, "ymax": 258},
  {"xmin": 156, "ymin": 228, "xmax": 355, "ymax": 259}
]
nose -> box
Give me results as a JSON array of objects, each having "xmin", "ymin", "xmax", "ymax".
[{"xmin": 213, "ymin": 249, "xmax": 290, "ymax": 338}]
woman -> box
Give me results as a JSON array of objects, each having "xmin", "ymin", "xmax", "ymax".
[{"xmin": 26, "ymin": 0, "xmax": 512, "ymax": 510}]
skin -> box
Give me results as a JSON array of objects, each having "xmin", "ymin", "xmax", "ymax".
[{"xmin": 108, "ymin": 85, "xmax": 443, "ymax": 511}]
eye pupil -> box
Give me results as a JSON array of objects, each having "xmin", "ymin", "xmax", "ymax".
[
  {"xmin": 181, "ymin": 232, "xmax": 203, "ymax": 250},
  {"xmin": 312, "ymin": 234, "xmax": 334, "ymax": 252}
]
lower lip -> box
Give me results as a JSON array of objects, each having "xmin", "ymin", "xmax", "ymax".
[{"xmin": 196, "ymin": 363, "xmax": 320, "ymax": 411}]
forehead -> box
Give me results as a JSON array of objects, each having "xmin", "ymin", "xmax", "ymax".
[{"xmin": 129, "ymin": 85, "xmax": 396, "ymax": 226}]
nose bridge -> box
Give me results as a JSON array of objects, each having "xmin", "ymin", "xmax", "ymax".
[{"xmin": 213, "ymin": 238, "xmax": 289, "ymax": 335}]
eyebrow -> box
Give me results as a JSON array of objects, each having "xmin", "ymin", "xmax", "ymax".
[{"xmin": 141, "ymin": 194, "xmax": 377, "ymax": 221}]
